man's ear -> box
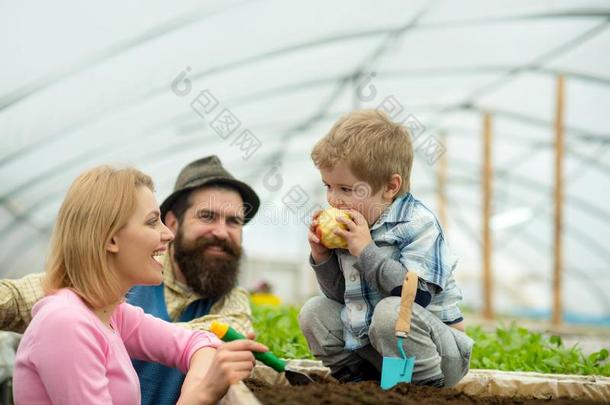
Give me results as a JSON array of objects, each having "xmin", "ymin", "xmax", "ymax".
[
  {"xmin": 383, "ymin": 174, "xmax": 402, "ymax": 200},
  {"xmin": 106, "ymin": 236, "xmax": 120, "ymax": 253},
  {"xmin": 164, "ymin": 211, "xmax": 178, "ymax": 234}
]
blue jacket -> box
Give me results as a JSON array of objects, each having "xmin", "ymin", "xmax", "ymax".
[{"xmin": 128, "ymin": 284, "xmax": 214, "ymax": 405}]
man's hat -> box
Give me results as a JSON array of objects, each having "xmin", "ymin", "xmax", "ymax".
[{"xmin": 160, "ymin": 155, "xmax": 260, "ymax": 224}]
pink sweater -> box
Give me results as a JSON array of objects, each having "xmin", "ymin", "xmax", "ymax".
[{"xmin": 13, "ymin": 288, "xmax": 222, "ymax": 405}]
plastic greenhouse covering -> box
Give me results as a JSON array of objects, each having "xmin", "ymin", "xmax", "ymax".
[{"xmin": 1, "ymin": 0, "xmax": 609, "ymax": 324}]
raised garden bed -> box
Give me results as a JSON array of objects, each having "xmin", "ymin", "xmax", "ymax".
[
  {"xmin": 244, "ymin": 379, "xmax": 608, "ymax": 405},
  {"xmin": 248, "ymin": 304, "xmax": 610, "ymax": 403},
  {"xmin": 248, "ymin": 363, "xmax": 610, "ymax": 403}
]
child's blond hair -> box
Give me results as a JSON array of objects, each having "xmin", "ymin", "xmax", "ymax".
[
  {"xmin": 311, "ymin": 109, "xmax": 413, "ymax": 195},
  {"xmin": 44, "ymin": 165, "xmax": 154, "ymax": 308}
]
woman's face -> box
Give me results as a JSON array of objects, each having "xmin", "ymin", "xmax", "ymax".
[{"xmin": 109, "ymin": 186, "xmax": 174, "ymax": 290}]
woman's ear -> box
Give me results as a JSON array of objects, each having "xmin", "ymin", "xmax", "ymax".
[
  {"xmin": 383, "ymin": 174, "xmax": 402, "ymax": 200},
  {"xmin": 106, "ymin": 236, "xmax": 120, "ymax": 253}
]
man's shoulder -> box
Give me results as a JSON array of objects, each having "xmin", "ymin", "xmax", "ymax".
[
  {"xmin": 210, "ymin": 286, "xmax": 251, "ymax": 311},
  {"xmin": 221, "ymin": 286, "xmax": 250, "ymax": 301}
]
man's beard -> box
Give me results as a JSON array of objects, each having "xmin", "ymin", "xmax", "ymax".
[{"xmin": 172, "ymin": 229, "xmax": 242, "ymax": 301}]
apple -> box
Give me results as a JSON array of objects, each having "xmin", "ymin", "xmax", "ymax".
[{"xmin": 315, "ymin": 207, "xmax": 350, "ymax": 249}]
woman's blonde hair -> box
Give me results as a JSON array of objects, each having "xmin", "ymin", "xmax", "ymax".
[
  {"xmin": 311, "ymin": 109, "xmax": 413, "ymax": 195},
  {"xmin": 44, "ymin": 165, "xmax": 154, "ymax": 308}
]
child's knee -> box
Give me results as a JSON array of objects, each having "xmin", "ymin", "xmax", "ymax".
[
  {"xmin": 298, "ymin": 296, "xmax": 339, "ymax": 332},
  {"xmin": 369, "ymin": 297, "xmax": 400, "ymax": 339},
  {"xmin": 299, "ymin": 296, "xmax": 322, "ymax": 331},
  {"xmin": 369, "ymin": 300, "xmax": 432, "ymax": 351}
]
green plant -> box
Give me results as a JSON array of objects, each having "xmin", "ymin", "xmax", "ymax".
[
  {"xmin": 251, "ymin": 303, "xmax": 314, "ymax": 359},
  {"xmin": 466, "ymin": 323, "xmax": 610, "ymax": 376},
  {"xmin": 251, "ymin": 303, "xmax": 610, "ymax": 376}
]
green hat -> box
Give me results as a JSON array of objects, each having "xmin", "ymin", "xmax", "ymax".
[{"xmin": 160, "ymin": 155, "xmax": 260, "ymax": 224}]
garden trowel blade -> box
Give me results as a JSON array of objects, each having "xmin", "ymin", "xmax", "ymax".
[
  {"xmin": 284, "ymin": 365, "xmax": 316, "ymax": 385},
  {"xmin": 380, "ymin": 337, "xmax": 414, "ymax": 390}
]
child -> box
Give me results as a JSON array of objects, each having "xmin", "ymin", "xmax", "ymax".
[{"xmin": 299, "ymin": 110, "xmax": 473, "ymax": 388}]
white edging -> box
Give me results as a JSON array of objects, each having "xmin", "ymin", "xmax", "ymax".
[
  {"xmin": 455, "ymin": 369, "xmax": 610, "ymax": 401},
  {"xmin": 220, "ymin": 381, "xmax": 262, "ymax": 405}
]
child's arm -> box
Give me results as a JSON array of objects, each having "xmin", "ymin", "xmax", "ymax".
[
  {"xmin": 358, "ymin": 242, "xmax": 437, "ymax": 305},
  {"xmin": 347, "ymin": 210, "xmax": 449, "ymax": 305},
  {"xmin": 331, "ymin": 209, "xmax": 425, "ymax": 297},
  {"xmin": 309, "ymin": 252, "xmax": 345, "ymax": 303}
]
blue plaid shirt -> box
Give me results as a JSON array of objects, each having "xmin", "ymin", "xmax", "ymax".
[{"xmin": 311, "ymin": 192, "xmax": 463, "ymax": 350}]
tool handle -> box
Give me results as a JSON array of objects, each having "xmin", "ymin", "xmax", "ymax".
[
  {"xmin": 395, "ymin": 272, "xmax": 419, "ymax": 337},
  {"xmin": 211, "ymin": 322, "xmax": 286, "ymax": 373}
]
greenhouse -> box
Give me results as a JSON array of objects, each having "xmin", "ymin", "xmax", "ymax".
[{"xmin": 1, "ymin": 0, "xmax": 609, "ymax": 403}]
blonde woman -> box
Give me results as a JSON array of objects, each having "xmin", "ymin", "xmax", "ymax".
[{"xmin": 12, "ymin": 166, "xmax": 266, "ymax": 404}]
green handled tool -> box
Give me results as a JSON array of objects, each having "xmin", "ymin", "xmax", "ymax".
[{"xmin": 210, "ymin": 321, "xmax": 315, "ymax": 385}]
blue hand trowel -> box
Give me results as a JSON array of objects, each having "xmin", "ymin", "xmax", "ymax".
[{"xmin": 380, "ymin": 272, "xmax": 418, "ymax": 390}]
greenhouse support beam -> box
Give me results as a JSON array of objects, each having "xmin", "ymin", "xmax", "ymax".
[
  {"xmin": 552, "ymin": 75, "xmax": 566, "ymax": 327},
  {"xmin": 436, "ymin": 131, "xmax": 448, "ymax": 232},
  {"xmin": 482, "ymin": 113, "xmax": 494, "ymax": 320}
]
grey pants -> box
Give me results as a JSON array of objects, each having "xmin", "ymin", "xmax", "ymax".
[{"xmin": 298, "ymin": 296, "xmax": 473, "ymax": 387}]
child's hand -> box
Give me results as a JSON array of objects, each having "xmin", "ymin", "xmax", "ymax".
[
  {"xmin": 308, "ymin": 209, "xmax": 331, "ymax": 264},
  {"xmin": 334, "ymin": 209, "xmax": 373, "ymax": 257}
]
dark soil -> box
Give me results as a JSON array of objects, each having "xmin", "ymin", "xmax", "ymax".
[{"xmin": 245, "ymin": 379, "xmax": 607, "ymax": 405}]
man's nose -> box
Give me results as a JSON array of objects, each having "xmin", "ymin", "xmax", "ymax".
[{"xmin": 209, "ymin": 220, "xmax": 230, "ymax": 240}]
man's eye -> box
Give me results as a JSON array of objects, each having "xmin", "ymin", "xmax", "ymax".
[
  {"xmin": 229, "ymin": 218, "xmax": 245, "ymax": 226},
  {"xmin": 147, "ymin": 218, "xmax": 159, "ymax": 226},
  {"xmin": 198, "ymin": 212, "xmax": 214, "ymax": 221},
  {"xmin": 341, "ymin": 187, "xmax": 352, "ymax": 193}
]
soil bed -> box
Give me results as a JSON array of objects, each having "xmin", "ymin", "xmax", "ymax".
[{"xmin": 245, "ymin": 380, "xmax": 607, "ymax": 405}]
